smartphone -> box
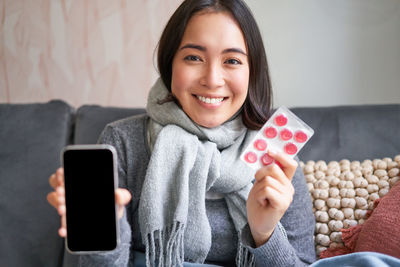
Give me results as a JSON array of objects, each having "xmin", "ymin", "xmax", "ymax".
[{"xmin": 62, "ymin": 144, "xmax": 119, "ymax": 254}]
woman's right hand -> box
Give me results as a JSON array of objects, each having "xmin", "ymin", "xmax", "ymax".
[{"xmin": 47, "ymin": 168, "xmax": 132, "ymax": 237}]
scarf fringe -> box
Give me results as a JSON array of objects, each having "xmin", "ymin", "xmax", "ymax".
[
  {"xmin": 145, "ymin": 221, "xmax": 185, "ymax": 267},
  {"xmin": 236, "ymin": 241, "xmax": 255, "ymax": 267}
]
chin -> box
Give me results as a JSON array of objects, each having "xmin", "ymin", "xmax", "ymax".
[{"xmin": 196, "ymin": 119, "xmax": 224, "ymax": 129}]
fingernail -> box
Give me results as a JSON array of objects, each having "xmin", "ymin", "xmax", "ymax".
[{"xmin": 268, "ymin": 150, "xmax": 277, "ymax": 156}]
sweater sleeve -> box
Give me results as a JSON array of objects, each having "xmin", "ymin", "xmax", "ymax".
[
  {"xmin": 78, "ymin": 124, "xmax": 133, "ymax": 267},
  {"xmin": 79, "ymin": 210, "xmax": 132, "ymax": 267},
  {"xmin": 240, "ymin": 159, "xmax": 317, "ymax": 266}
]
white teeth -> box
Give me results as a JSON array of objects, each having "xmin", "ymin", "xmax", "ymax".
[{"xmin": 197, "ymin": 95, "xmax": 224, "ymax": 104}]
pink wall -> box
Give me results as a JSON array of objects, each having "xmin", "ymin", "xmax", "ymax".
[{"xmin": 0, "ymin": 0, "xmax": 181, "ymax": 108}]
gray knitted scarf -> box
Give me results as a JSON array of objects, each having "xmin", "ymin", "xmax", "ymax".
[{"xmin": 139, "ymin": 78, "xmax": 257, "ymax": 267}]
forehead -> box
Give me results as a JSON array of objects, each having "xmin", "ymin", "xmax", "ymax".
[{"xmin": 180, "ymin": 11, "xmax": 247, "ymax": 51}]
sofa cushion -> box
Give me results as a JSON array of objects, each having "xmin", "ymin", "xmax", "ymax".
[
  {"xmin": 293, "ymin": 104, "xmax": 400, "ymax": 162},
  {"xmin": 74, "ymin": 105, "xmax": 146, "ymax": 144},
  {"xmin": 303, "ymin": 155, "xmax": 400, "ymax": 257},
  {"xmin": 0, "ymin": 100, "xmax": 74, "ymax": 267}
]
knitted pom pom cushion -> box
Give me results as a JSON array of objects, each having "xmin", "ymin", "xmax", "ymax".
[
  {"xmin": 301, "ymin": 155, "xmax": 400, "ymax": 257},
  {"xmin": 319, "ymin": 180, "xmax": 400, "ymax": 259}
]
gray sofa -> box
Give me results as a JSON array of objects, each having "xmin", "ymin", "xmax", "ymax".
[{"xmin": 1, "ymin": 100, "xmax": 399, "ymax": 267}]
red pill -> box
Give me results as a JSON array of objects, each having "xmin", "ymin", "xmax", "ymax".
[
  {"xmin": 261, "ymin": 153, "xmax": 274, "ymax": 166},
  {"xmin": 274, "ymin": 114, "xmax": 288, "ymax": 126},
  {"xmin": 254, "ymin": 139, "xmax": 267, "ymax": 151},
  {"xmin": 280, "ymin": 128, "xmax": 293, "ymax": 141},
  {"xmin": 264, "ymin": 127, "xmax": 277, "ymax": 138},
  {"xmin": 284, "ymin": 142, "xmax": 298, "ymax": 155},
  {"xmin": 244, "ymin": 152, "xmax": 257, "ymax": 163},
  {"xmin": 294, "ymin": 130, "xmax": 308, "ymax": 143}
]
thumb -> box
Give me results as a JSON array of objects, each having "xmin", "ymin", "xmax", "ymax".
[
  {"xmin": 116, "ymin": 188, "xmax": 131, "ymax": 206},
  {"xmin": 115, "ymin": 188, "xmax": 131, "ymax": 219}
]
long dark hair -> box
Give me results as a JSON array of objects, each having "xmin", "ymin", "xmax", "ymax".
[{"xmin": 157, "ymin": 0, "xmax": 272, "ymax": 130}]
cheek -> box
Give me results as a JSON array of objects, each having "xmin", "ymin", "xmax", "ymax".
[
  {"xmin": 231, "ymin": 70, "xmax": 250, "ymax": 98},
  {"xmin": 171, "ymin": 62, "xmax": 188, "ymax": 96}
]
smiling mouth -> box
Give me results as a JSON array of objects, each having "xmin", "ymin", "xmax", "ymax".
[{"xmin": 196, "ymin": 95, "xmax": 225, "ymax": 104}]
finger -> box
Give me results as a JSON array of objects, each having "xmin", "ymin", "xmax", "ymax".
[
  {"xmin": 255, "ymin": 163, "xmax": 287, "ymax": 186},
  {"xmin": 58, "ymin": 204, "xmax": 66, "ymax": 216},
  {"xmin": 254, "ymin": 176, "xmax": 295, "ymax": 205},
  {"xmin": 49, "ymin": 174, "xmax": 57, "ymax": 189},
  {"xmin": 116, "ymin": 189, "xmax": 132, "ymax": 219},
  {"xmin": 55, "ymin": 187, "xmax": 65, "ymax": 207},
  {"xmin": 267, "ymin": 150, "xmax": 298, "ymax": 180},
  {"xmin": 47, "ymin": 192, "xmax": 59, "ymax": 209},
  {"xmin": 115, "ymin": 188, "xmax": 132, "ymax": 206},
  {"xmin": 56, "ymin": 185, "xmax": 65, "ymax": 197},
  {"xmin": 59, "ymin": 215, "xmax": 67, "ymax": 237},
  {"xmin": 47, "ymin": 188, "xmax": 66, "ymax": 208},
  {"xmin": 255, "ymin": 185, "xmax": 284, "ymax": 208},
  {"xmin": 59, "ymin": 227, "xmax": 67, "ymax": 237},
  {"xmin": 56, "ymin": 168, "xmax": 64, "ymax": 186},
  {"xmin": 254, "ymin": 176, "xmax": 286, "ymax": 195}
]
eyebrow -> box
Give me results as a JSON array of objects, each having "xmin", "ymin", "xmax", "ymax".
[{"xmin": 180, "ymin": 43, "xmax": 247, "ymax": 56}]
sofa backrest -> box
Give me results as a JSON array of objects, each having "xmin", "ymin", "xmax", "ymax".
[
  {"xmin": 74, "ymin": 103, "xmax": 400, "ymax": 163},
  {"xmin": 0, "ymin": 100, "xmax": 74, "ymax": 267},
  {"xmin": 73, "ymin": 105, "xmax": 146, "ymax": 144},
  {"xmin": 293, "ymin": 104, "xmax": 400, "ymax": 162}
]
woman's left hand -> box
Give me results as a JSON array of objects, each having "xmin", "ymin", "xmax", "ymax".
[{"xmin": 246, "ymin": 150, "xmax": 298, "ymax": 247}]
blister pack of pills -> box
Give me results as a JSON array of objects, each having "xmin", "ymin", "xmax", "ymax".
[{"xmin": 240, "ymin": 106, "xmax": 314, "ymax": 170}]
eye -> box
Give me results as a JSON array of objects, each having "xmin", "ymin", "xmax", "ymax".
[
  {"xmin": 225, "ymin": 58, "xmax": 242, "ymax": 65},
  {"xmin": 184, "ymin": 55, "xmax": 202, "ymax": 62}
]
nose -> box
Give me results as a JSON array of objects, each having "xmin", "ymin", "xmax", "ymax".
[{"xmin": 200, "ymin": 62, "xmax": 225, "ymax": 89}]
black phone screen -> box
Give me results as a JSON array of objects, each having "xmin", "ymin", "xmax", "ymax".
[{"xmin": 63, "ymin": 147, "xmax": 117, "ymax": 252}]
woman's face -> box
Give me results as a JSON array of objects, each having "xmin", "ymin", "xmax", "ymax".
[{"xmin": 171, "ymin": 11, "xmax": 249, "ymax": 128}]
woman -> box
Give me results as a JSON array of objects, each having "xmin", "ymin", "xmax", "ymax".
[{"xmin": 48, "ymin": 0, "xmax": 316, "ymax": 266}]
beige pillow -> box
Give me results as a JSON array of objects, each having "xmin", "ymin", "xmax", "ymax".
[{"xmin": 301, "ymin": 155, "xmax": 400, "ymax": 256}]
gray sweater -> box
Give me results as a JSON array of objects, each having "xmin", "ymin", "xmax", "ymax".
[{"xmin": 80, "ymin": 114, "xmax": 316, "ymax": 266}]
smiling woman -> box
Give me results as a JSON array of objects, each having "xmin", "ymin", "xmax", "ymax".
[
  {"xmin": 157, "ymin": 0, "xmax": 273, "ymax": 131},
  {"xmin": 46, "ymin": 1, "xmax": 317, "ymax": 266}
]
